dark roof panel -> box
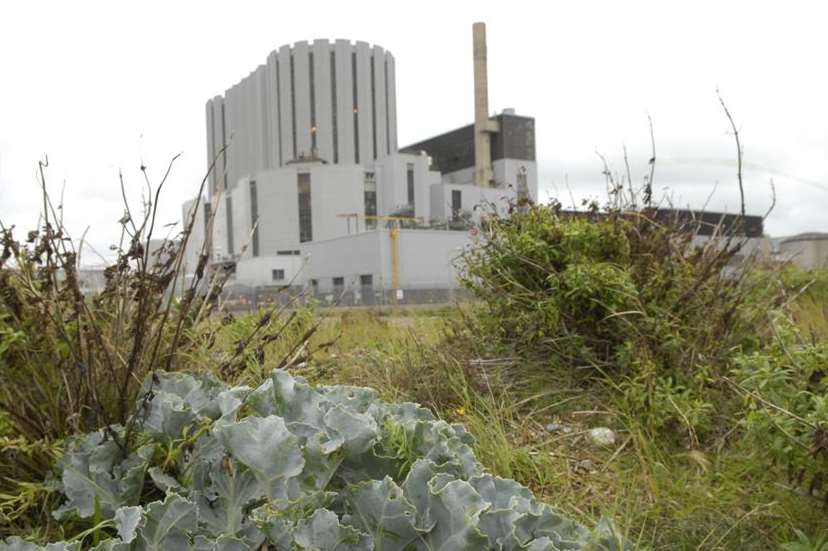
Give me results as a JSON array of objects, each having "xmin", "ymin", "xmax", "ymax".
[{"xmin": 401, "ymin": 113, "xmax": 535, "ymax": 174}]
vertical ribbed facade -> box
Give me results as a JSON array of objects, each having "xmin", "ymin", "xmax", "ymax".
[{"xmin": 205, "ymin": 40, "xmax": 398, "ymax": 197}]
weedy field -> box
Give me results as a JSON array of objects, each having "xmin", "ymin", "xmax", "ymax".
[
  {"xmin": 2, "ymin": 164, "xmax": 828, "ymax": 550},
  {"xmin": 295, "ymin": 296, "xmax": 828, "ymax": 550}
]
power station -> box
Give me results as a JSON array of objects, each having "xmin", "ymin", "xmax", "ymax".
[{"xmin": 182, "ymin": 23, "xmax": 538, "ymax": 303}]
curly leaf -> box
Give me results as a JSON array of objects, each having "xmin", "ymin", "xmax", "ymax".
[
  {"xmin": 53, "ymin": 432, "xmax": 152, "ymax": 521},
  {"xmin": 246, "ymin": 370, "xmax": 324, "ymax": 425},
  {"xmin": 195, "ymin": 466, "xmax": 261, "ymax": 536},
  {"xmin": 418, "ymin": 477, "xmax": 490, "ymax": 551},
  {"xmin": 345, "ymin": 477, "xmax": 419, "ymax": 551},
  {"xmin": 215, "ymin": 415, "xmax": 304, "ymax": 501},
  {"xmin": 292, "ymin": 509, "xmax": 373, "ymax": 550},
  {"xmin": 0, "ymin": 539, "xmax": 80, "ymax": 551},
  {"xmin": 133, "ymin": 494, "xmax": 197, "ymax": 551}
]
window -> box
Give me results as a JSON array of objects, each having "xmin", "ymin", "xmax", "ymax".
[
  {"xmin": 360, "ymin": 274, "xmax": 373, "ymax": 287},
  {"xmin": 297, "ymin": 173, "xmax": 312, "ymax": 242},
  {"xmin": 310, "ymin": 278, "xmax": 318, "ymax": 289},
  {"xmin": 406, "ymin": 163, "xmax": 415, "ymax": 207},
  {"xmin": 364, "ymin": 172, "xmax": 377, "ymax": 230},
  {"xmin": 451, "ymin": 189, "xmax": 462, "ymax": 220},
  {"xmin": 249, "ymin": 180, "xmax": 259, "ymax": 257},
  {"xmin": 225, "ymin": 196, "xmax": 234, "ymax": 255},
  {"xmin": 277, "ymin": 250, "xmax": 301, "ymax": 256},
  {"xmin": 272, "ymin": 269, "xmax": 285, "ymax": 281},
  {"xmin": 332, "ymin": 277, "xmax": 344, "ymax": 291}
]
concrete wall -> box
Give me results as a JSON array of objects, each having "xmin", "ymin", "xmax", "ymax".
[
  {"xmin": 308, "ymin": 164, "xmax": 366, "ymax": 241},
  {"xmin": 223, "ymin": 162, "xmax": 368, "ymax": 262},
  {"xmin": 207, "ymin": 40, "xmax": 398, "ymax": 190},
  {"xmin": 205, "ymin": 96, "xmax": 228, "ymax": 196},
  {"xmin": 233, "ymin": 255, "xmax": 306, "ymax": 288},
  {"xmin": 301, "ymin": 229, "xmax": 470, "ymax": 292},
  {"xmin": 301, "ymin": 231, "xmax": 383, "ymax": 293},
  {"xmin": 210, "ymin": 190, "xmax": 230, "ymax": 262},
  {"xmin": 395, "ymin": 230, "xmax": 469, "ymax": 289},
  {"xmin": 441, "ymin": 158, "xmax": 538, "ymax": 202},
  {"xmin": 429, "ymin": 183, "xmax": 515, "ymax": 224},
  {"xmin": 181, "ymin": 198, "xmax": 207, "ymax": 277},
  {"xmin": 374, "ymin": 152, "xmax": 439, "ymax": 221},
  {"xmin": 779, "ymin": 237, "xmax": 828, "ymax": 269},
  {"xmin": 494, "ymin": 158, "xmax": 538, "ymax": 202},
  {"xmin": 692, "ymin": 234, "xmax": 772, "ymax": 259}
]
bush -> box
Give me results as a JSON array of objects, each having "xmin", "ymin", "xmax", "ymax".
[
  {"xmin": 0, "ymin": 160, "xmax": 222, "ymax": 444},
  {"xmin": 459, "ymin": 202, "xmax": 773, "ymax": 438},
  {"xmin": 0, "ymin": 161, "xmax": 317, "ymax": 537},
  {"xmin": 732, "ymin": 317, "xmax": 828, "ymax": 501},
  {"xmin": 0, "ymin": 370, "xmax": 626, "ymax": 550}
]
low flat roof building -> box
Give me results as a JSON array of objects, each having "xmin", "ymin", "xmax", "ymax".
[{"xmin": 778, "ymin": 233, "xmax": 828, "ymax": 269}]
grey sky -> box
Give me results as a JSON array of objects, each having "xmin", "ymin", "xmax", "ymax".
[{"xmin": 1, "ymin": 0, "xmax": 826, "ymax": 261}]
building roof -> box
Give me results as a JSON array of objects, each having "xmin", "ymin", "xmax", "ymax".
[
  {"xmin": 400, "ymin": 113, "xmax": 535, "ymax": 175},
  {"xmin": 652, "ymin": 209, "xmax": 764, "ymax": 238},
  {"xmin": 558, "ymin": 208, "xmax": 764, "ymax": 238}
]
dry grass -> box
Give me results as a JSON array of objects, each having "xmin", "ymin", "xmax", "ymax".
[{"xmin": 299, "ymin": 306, "xmax": 828, "ymax": 550}]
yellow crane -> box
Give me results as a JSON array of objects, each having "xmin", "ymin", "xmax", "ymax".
[{"xmin": 335, "ymin": 213, "xmax": 421, "ymax": 293}]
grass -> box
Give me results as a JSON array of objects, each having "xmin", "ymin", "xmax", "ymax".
[
  {"xmin": 292, "ymin": 304, "xmax": 828, "ymax": 550},
  {"xmin": 782, "ymin": 268, "xmax": 828, "ymax": 342},
  {"xmin": 789, "ymin": 294, "xmax": 828, "ymax": 343}
]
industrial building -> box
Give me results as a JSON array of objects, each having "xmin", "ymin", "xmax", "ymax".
[
  {"xmin": 777, "ymin": 233, "xmax": 828, "ymax": 269},
  {"xmin": 182, "ymin": 23, "xmax": 538, "ymax": 303}
]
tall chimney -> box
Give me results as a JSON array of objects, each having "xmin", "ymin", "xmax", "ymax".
[{"xmin": 473, "ymin": 22, "xmax": 493, "ymax": 188}]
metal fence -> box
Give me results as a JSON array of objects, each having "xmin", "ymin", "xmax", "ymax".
[{"xmin": 219, "ymin": 284, "xmax": 471, "ymax": 312}]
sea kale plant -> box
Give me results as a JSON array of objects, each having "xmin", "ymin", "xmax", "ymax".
[
  {"xmin": 0, "ymin": 157, "xmax": 319, "ymax": 535},
  {"xmin": 1, "ymin": 370, "xmax": 625, "ymax": 551}
]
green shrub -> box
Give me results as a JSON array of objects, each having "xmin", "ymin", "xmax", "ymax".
[
  {"xmin": 0, "ymin": 161, "xmax": 316, "ymax": 538},
  {"xmin": 459, "ymin": 203, "xmax": 773, "ymax": 438},
  {"xmin": 732, "ymin": 317, "xmax": 828, "ymax": 500}
]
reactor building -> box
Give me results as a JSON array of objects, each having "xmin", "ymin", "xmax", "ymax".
[{"xmin": 181, "ymin": 22, "xmax": 538, "ymax": 304}]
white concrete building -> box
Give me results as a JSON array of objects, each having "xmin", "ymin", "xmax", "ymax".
[
  {"xmin": 778, "ymin": 233, "xmax": 828, "ymax": 269},
  {"xmin": 183, "ymin": 26, "xmax": 539, "ymax": 301},
  {"xmin": 206, "ymin": 40, "xmax": 398, "ymax": 196}
]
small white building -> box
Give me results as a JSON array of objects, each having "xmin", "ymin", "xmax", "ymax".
[{"xmin": 778, "ymin": 233, "xmax": 828, "ymax": 269}]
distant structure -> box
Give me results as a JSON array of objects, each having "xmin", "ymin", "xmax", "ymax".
[
  {"xmin": 182, "ymin": 23, "xmax": 538, "ymax": 303},
  {"xmin": 777, "ymin": 233, "xmax": 828, "ymax": 269},
  {"xmin": 204, "ymin": 41, "xmax": 399, "ymax": 193}
]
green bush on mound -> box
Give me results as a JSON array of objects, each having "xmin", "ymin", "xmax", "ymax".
[
  {"xmin": 459, "ymin": 203, "xmax": 772, "ymax": 437},
  {"xmin": 1, "ymin": 370, "xmax": 625, "ymax": 551}
]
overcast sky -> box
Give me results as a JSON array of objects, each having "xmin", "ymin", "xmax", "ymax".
[{"xmin": 1, "ymin": 0, "xmax": 826, "ymax": 261}]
